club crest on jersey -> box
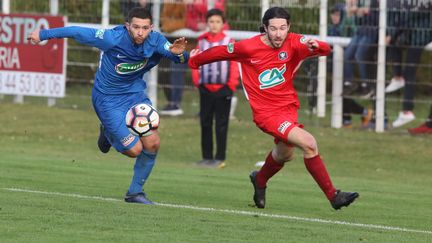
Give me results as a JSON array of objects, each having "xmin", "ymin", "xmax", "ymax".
[
  {"xmin": 258, "ymin": 64, "xmax": 286, "ymax": 89},
  {"xmin": 279, "ymin": 51, "xmax": 288, "ymax": 60},
  {"xmin": 164, "ymin": 41, "xmax": 172, "ymax": 51},
  {"xmin": 95, "ymin": 29, "xmax": 105, "ymax": 39},
  {"xmin": 300, "ymin": 36, "xmax": 308, "ymax": 44},
  {"xmin": 115, "ymin": 59, "xmax": 148, "ymax": 74}
]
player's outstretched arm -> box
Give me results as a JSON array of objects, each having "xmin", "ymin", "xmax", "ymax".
[
  {"xmin": 188, "ymin": 49, "xmax": 202, "ymax": 69},
  {"xmin": 27, "ymin": 29, "xmax": 42, "ymax": 44},
  {"xmin": 27, "ymin": 26, "xmax": 116, "ymax": 51},
  {"xmin": 188, "ymin": 43, "xmax": 245, "ymax": 69}
]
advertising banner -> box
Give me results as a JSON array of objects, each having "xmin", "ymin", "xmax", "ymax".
[{"xmin": 0, "ymin": 13, "xmax": 66, "ymax": 97}]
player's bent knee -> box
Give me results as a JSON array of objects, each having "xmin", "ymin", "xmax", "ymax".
[
  {"xmin": 124, "ymin": 148, "xmax": 142, "ymax": 158},
  {"xmin": 143, "ymin": 140, "xmax": 160, "ymax": 153},
  {"xmin": 141, "ymin": 134, "xmax": 160, "ymax": 153},
  {"xmin": 276, "ymin": 153, "xmax": 294, "ymax": 163},
  {"xmin": 304, "ymin": 141, "xmax": 318, "ymax": 156},
  {"xmin": 273, "ymin": 150, "xmax": 294, "ymax": 163},
  {"xmin": 123, "ymin": 141, "xmax": 144, "ymax": 158},
  {"xmin": 300, "ymin": 136, "xmax": 318, "ymax": 155},
  {"xmin": 306, "ymin": 142, "xmax": 317, "ymax": 153}
]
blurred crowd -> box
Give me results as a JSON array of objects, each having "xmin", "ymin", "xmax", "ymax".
[{"xmin": 327, "ymin": 0, "xmax": 431, "ymax": 134}]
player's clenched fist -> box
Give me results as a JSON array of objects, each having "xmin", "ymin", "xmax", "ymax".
[
  {"xmin": 306, "ymin": 38, "xmax": 319, "ymax": 50},
  {"xmin": 27, "ymin": 29, "xmax": 41, "ymax": 44}
]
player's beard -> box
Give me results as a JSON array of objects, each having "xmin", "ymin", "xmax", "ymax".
[{"xmin": 267, "ymin": 33, "xmax": 284, "ymax": 49}]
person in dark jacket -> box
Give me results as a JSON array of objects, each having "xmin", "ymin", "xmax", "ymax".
[{"xmin": 192, "ymin": 9, "xmax": 239, "ymax": 168}]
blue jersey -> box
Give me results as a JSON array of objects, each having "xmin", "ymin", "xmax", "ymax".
[{"xmin": 40, "ymin": 25, "xmax": 188, "ymax": 94}]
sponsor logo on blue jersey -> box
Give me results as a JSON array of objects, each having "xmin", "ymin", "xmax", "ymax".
[
  {"xmin": 121, "ymin": 133, "xmax": 135, "ymax": 147},
  {"xmin": 115, "ymin": 59, "xmax": 148, "ymax": 74}
]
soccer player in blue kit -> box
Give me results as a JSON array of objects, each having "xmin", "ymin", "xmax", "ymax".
[{"xmin": 28, "ymin": 7, "xmax": 189, "ymax": 204}]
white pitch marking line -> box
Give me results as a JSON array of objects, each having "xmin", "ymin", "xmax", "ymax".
[{"xmin": 3, "ymin": 187, "xmax": 432, "ymax": 235}]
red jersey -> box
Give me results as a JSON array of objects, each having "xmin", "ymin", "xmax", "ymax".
[{"xmin": 189, "ymin": 33, "xmax": 331, "ymax": 118}]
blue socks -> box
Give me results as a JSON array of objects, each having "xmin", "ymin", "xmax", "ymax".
[{"xmin": 127, "ymin": 150, "xmax": 157, "ymax": 194}]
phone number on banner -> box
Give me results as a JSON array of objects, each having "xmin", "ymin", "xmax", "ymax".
[{"xmin": 0, "ymin": 71, "xmax": 65, "ymax": 98}]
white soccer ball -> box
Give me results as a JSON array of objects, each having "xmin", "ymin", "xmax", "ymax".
[{"xmin": 125, "ymin": 103, "xmax": 160, "ymax": 137}]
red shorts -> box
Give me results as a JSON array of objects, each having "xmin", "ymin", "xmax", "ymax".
[{"xmin": 253, "ymin": 106, "xmax": 304, "ymax": 146}]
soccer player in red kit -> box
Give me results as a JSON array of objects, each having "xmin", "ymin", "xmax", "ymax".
[{"xmin": 189, "ymin": 7, "xmax": 359, "ymax": 210}]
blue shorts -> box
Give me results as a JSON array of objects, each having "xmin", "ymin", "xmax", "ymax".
[{"xmin": 92, "ymin": 88, "xmax": 152, "ymax": 152}]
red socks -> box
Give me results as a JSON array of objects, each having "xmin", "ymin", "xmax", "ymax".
[
  {"xmin": 256, "ymin": 152, "xmax": 337, "ymax": 201},
  {"xmin": 256, "ymin": 152, "xmax": 284, "ymax": 188},
  {"xmin": 304, "ymin": 155, "xmax": 337, "ymax": 200}
]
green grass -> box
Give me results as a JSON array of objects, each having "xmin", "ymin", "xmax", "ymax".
[{"xmin": 0, "ymin": 85, "xmax": 431, "ymax": 242}]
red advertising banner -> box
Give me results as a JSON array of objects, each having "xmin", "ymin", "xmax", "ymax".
[{"xmin": 0, "ymin": 13, "xmax": 66, "ymax": 97}]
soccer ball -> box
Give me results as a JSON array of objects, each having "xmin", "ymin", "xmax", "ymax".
[{"xmin": 125, "ymin": 103, "xmax": 160, "ymax": 137}]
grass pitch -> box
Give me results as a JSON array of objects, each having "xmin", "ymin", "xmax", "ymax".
[{"xmin": 0, "ymin": 85, "xmax": 431, "ymax": 242}]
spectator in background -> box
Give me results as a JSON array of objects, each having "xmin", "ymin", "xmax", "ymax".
[
  {"xmin": 185, "ymin": 0, "xmax": 239, "ymax": 119},
  {"xmin": 328, "ymin": 2, "xmax": 373, "ymax": 128},
  {"xmin": 304, "ymin": 3, "xmax": 354, "ymax": 115},
  {"xmin": 159, "ymin": 0, "xmax": 188, "ymax": 116},
  {"xmin": 343, "ymin": 0, "xmax": 379, "ymax": 98},
  {"xmin": 305, "ymin": 1, "xmax": 372, "ymax": 128},
  {"xmin": 193, "ymin": 9, "xmax": 239, "ymax": 168},
  {"xmin": 186, "ymin": 0, "xmax": 227, "ymax": 32},
  {"xmin": 408, "ymin": 105, "xmax": 432, "ymax": 135},
  {"xmin": 385, "ymin": 1, "xmax": 432, "ymax": 128},
  {"xmin": 328, "ymin": 4, "xmax": 344, "ymax": 36},
  {"xmin": 328, "ymin": 2, "xmax": 356, "ymax": 37},
  {"xmin": 159, "ymin": 0, "xmax": 231, "ymax": 116},
  {"xmin": 339, "ymin": 0, "xmax": 380, "ymax": 129}
]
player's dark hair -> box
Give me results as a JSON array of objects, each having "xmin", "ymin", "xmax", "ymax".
[
  {"xmin": 259, "ymin": 7, "xmax": 291, "ymax": 33},
  {"xmin": 127, "ymin": 7, "xmax": 152, "ymax": 23},
  {"xmin": 206, "ymin": 8, "xmax": 226, "ymax": 23}
]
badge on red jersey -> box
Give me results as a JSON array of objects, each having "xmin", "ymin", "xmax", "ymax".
[
  {"xmin": 278, "ymin": 51, "xmax": 288, "ymax": 60},
  {"xmin": 300, "ymin": 36, "xmax": 308, "ymax": 44},
  {"xmin": 227, "ymin": 43, "xmax": 234, "ymax": 53},
  {"xmin": 258, "ymin": 64, "xmax": 286, "ymax": 89}
]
